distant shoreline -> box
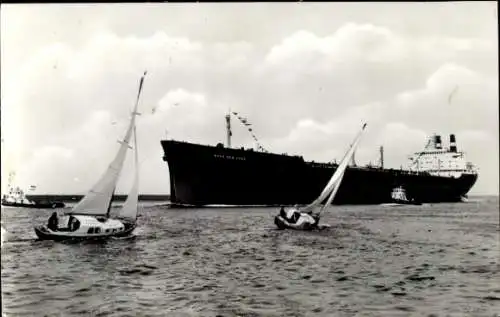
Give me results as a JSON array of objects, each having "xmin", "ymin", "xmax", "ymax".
[{"xmin": 26, "ymin": 194, "xmax": 170, "ymax": 202}]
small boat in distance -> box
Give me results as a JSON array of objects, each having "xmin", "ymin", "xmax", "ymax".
[
  {"xmin": 1, "ymin": 175, "xmax": 65, "ymax": 209},
  {"xmin": 274, "ymin": 123, "xmax": 368, "ymax": 230},
  {"xmin": 389, "ymin": 186, "xmax": 422, "ymax": 206},
  {"xmin": 34, "ymin": 71, "xmax": 146, "ymax": 241}
]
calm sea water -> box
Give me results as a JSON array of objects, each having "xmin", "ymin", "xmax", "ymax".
[{"xmin": 2, "ymin": 197, "xmax": 499, "ymax": 317}]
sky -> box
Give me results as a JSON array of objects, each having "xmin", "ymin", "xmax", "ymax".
[{"xmin": 1, "ymin": 2, "xmax": 498, "ymax": 196}]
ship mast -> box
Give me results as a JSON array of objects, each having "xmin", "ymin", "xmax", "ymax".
[
  {"xmin": 379, "ymin": 146, "xmax": 384, "ymax": 169},
  {"xmin": 225, "ymin": 111, "xmax": 232, "ymax": 148}
]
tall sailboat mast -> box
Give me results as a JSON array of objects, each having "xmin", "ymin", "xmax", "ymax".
[
  {"xmin": 302, "ymin": 123, "xmax": 367, "ymax": 214},
  {"xmin": 68, "ymin": 71, "xmax": 146, "ymax": 217}
]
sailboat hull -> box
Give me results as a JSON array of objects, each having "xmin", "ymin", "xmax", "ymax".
[
  {"xmin": 34, "ymin": 221, "xmax": 136, "ymax": 241},
  {"xmin": 274, "ymin": 215, "xmax": 319, "ymax": 231}
]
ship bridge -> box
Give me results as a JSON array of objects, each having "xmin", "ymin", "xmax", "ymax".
[{"xmin": 407, "ymin": 134, "xmax": 477, "ymax": 178}]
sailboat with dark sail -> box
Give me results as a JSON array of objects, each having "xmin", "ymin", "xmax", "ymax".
[
  {"xmin": 34, "ymin": 72, "xmax": 146, "ymax": 241},
  {"xmin": 274, "ymin": 123, "xmax": 367, "ymax": 230}
]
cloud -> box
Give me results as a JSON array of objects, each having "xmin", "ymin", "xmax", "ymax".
[
  {"xmin": 1, "ymin": 17, "xmax": 497, "ymax": 196},
  {"xmin": 393, "ymin": 63, "xmax": 498, "ymax": 133},
  {"xmin": 375, "ymin": 123, "xmax": 428, "ymax": 169},
  {"xmin": 265, "ymin": 24, "xmax": 399, "ymax": 66}
]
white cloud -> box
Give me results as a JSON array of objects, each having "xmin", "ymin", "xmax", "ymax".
[
  {"xmin": 13, "ymin": 145, "xmax": 77, "ymax": 194},
  {"xmin": 266, "ymin": 23, "xmax": 402, "ymax": 67},
  {"xmin": 393, "ymin": 63, "xmax": 498, "ymax": 134},
  {"xmin": 1, "ymin": 6, "xmax": 497, "ymax": 196}
]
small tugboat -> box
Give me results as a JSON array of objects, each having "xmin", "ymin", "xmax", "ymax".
[
  {"xmin": 1, "ymin": 176, "xmax": 65, "ymax": 209},
  {"xmin": 390, "ymin": 186, "xmax": 422, "ymax": 205},
  {"xmin": 33, "ymin": 71, "xmax": 146, "ymax": 241},
  {"xmin": 274, "ymin": 123, "xmax": 368, "ymax": 230}
]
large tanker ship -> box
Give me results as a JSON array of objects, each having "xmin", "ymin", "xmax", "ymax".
[{"xmin": 160, "ymin": 113, "xmax": 478, "ymax": 206}]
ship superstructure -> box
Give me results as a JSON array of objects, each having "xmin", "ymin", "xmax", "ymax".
[{"xmin": 407, "ymin": 134, "xmax": 477, "ymax": 178}]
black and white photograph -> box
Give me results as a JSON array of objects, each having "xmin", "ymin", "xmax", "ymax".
[{"xmin": 1, "ymin": 2, "xmax": 498, "ymax": 316}]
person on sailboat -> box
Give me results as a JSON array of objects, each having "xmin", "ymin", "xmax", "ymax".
[
  {"xmin": 279, "ymin": 206, "xmax": 287, "ymax": 218},
  {"xmin": 298, "ymin": 211, "xmax": 320, "ymax": 227},
  {"xmin": 48, "ymin": 212, "xmax": 59, "ymax": 231},
  {"xmin": 285, "ymin": 207, "xmax": 300, "ymax": 224},
  {"xmin": 283, "ymin": 204, "xmax": 318, "ymax": 226}
]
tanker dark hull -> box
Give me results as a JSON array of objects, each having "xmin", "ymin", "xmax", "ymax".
[{"xmin": 161, "ymin": 140, "xmax": 478, "ymax": 206}]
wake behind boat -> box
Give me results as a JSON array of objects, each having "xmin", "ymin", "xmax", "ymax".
[
  {"xmin": 275, "ymin": 123, "xmax": 368, "ymax": 231},
  {"xmin": 34, "ymin": 71, "xmax": 146, "ymax": 241}
]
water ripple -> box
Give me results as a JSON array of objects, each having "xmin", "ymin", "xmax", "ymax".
[{"xmin": 2, "ymin": 199, "xmax": 499, "ymax": 316}]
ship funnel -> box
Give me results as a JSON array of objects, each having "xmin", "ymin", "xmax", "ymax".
[
  {"xmin": 450, "ymin": 134, "xmax": 457, "ymax": 152},
  {"xmin": 434, "ymin": 135, "xmax": 442, "ymax": 149}
]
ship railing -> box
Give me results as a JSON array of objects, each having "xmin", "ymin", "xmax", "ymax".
[{"xmin": 306, "ymin": 163, "xmax": 436, "ymax": 176}]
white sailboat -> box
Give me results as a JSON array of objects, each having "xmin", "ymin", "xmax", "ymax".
[
  {"xmin": 274, "ymin": 123, "xmax": 367, "ymax": 230},
  {"xmin": 34, "ymin": 72, "xmax": 146, "ymax": 241}
]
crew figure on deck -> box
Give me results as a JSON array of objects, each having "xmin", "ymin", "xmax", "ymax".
[
  {"xmin": 276, "ymin": 204, "xmax": 322, "ymax": 230},
  {"xmin": 48, "ymin": 212, "xmax": 58, "ymax": 231},
  {"xmin": 279, "ymin": 206, "xmax": 287, "ymax": 219},
  {"xmin": 280, "ymin": 206, "xmax": 299, "ymax": 224}
]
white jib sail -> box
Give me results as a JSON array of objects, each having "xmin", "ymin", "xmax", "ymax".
[
  {"xmin": 68, "ymin": 72, "xmax": 146, "ymax": 217},
  {"xmin": 117, "ymin": 125, "xmax": 139, "ymax": 222},
  {"xmin": 301, "ymin": 123, "xmax": 367, "ymax": 213},
  {"xmin": 319, "ymin": 169, "xmax": 345, "ymax": 215}
]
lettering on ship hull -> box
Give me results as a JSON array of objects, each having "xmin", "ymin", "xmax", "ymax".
[{"xmin": 214, "ymin": 154, "xmax": 246, "ymax": 161}]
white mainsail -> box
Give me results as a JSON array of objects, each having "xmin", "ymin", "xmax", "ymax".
[
  {"xmin": 319, "ymin": 170, "xmax": 344, "ymax": 215},
  {"xmin": 117, "ymin": 125, "xmax": 139, "ymax": 222},
  {"xmin": 68, "ymin": 71, "xmax": 147, "ymax": 217},
  {"xmin": 301, "ymin": 123, "xmax": 367, "ymax": 214}
]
